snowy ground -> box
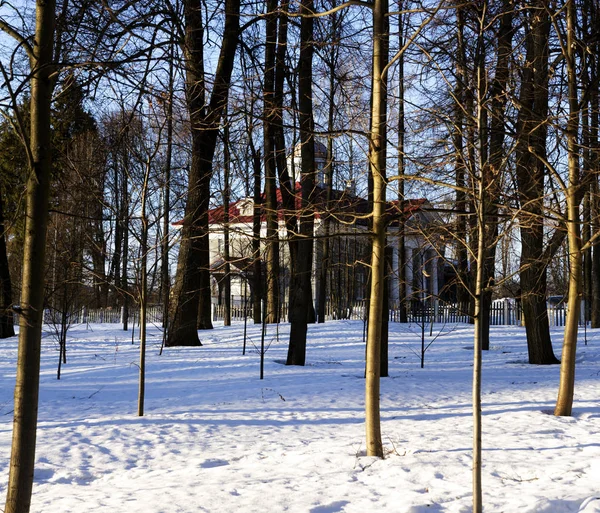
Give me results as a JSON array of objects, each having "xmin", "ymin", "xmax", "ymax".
[{"xmin": 1, "ymin": 319, "xmax": 599, "ymax": 512}]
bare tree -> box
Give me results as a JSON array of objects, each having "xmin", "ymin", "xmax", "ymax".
[
  {"xmin": 3, "ymin": 0, "xmax": 57, "ymax": 510},
  {"xmin": 514, "ymin": 0, "xmax": 559, "ymax": 365},
  {"xmin": 555, "ymin": 0, "xmax": 582, "ymax": 417},
  {"xmin": 364, "ymin": 0, "xmax": 388, "ymax": 458},
  {"xmin": 166, "ymin": 0, "xmax": 240, "ymax": 346},
  {"xmin": 286, "ymin": 0, "xmax": 317, "ymax": 366}
]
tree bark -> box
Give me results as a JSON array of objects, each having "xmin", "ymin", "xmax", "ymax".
[
  {"xmin": 121, "ymin": 162, "xmax": 129, "ymax": 331},
  {"xmin": 4, "ymin": 0, "xmax": 56, "ymax": 509},
  {"xmin": 365, "ymin": 0, "xmax": 388, "ymax": 458},
  {"xmin": 273, "ymin": 3, "xmax": 300, "ymax": 319},
  {"xmin": 317, "ymin": 5, "xmax": 339, "ymax": 324},
  {"xmin": 555, "ymin": 0, "xmax": 582, "ymax": 416},
  {"xmin": 223, "ymin": 110, "xmax": 232, "ymax": 327},
  {"xmin": 286, "ymin": 0, "xmax": 316, "ymax": 366},
  {"xmin": 251, "ymin": 146, "xmax": 263, "ymax": 324},
  {"xmin": 396, "ymin": 1, "xmax": 407, "ymax": 323},
  {"xmin": 138, "ymin": 166, "xmax": 150, "ymax": 417},
  {"xmin": 481, "ymin": 0, "xmax": 513, "ymax": 351},
  {"xmin": 264, "ymin": 0, "xmax": 280, "ymax": 324},
  {"xmin": 167, "ymin": 0, "xmax": 240, "ymax": 345},
  {"xmin": 161, "ymin": 39, "xmax": 175, "ymax": 329},
  {"xmin": 472, "ymin": 6, "xmax": 487, "ymax": 508},
  {"xmin": 590, "ymin": 24, "xmax": 600, "ymax": 327},
  {"xmin": 515, "ymin": 1, "xmax": 559, "ymax": 364},
  {"xmin": 453, "ymin": 1, "xmax": 469, "ymax": 309}
]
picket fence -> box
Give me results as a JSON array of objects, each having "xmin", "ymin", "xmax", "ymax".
[
  {"xmin": 14, "ymin": 299, "xmax": 579, "ymax": 328},
  {"xmin": 212, "ymin": 298, "xmax": 581, "ymax": 327},
  {"xmin": 13, "ymin": 305, "xmax": 164, "ymax": 327}
]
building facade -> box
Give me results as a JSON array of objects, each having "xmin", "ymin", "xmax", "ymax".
[{"xmin": 207, "ymin": 188, "xmax": 445, "ymax": 313}]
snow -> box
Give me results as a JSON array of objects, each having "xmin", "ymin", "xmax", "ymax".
[{"xmin": 1, "ymin": 320, "xmax": 599, "ymax": 512}]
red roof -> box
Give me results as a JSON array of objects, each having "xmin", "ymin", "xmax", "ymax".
[{"xmin": 174, "ymin": 185, "xmax": 428, "ymax": 227}]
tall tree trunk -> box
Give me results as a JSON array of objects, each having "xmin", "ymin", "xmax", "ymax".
[
  {"xmin": 121, "ymin": 163, "xmax": 129, "ymax": 331},
  {"xmin": 555, "ymin": 0, "xmax": 582, "ymax": 416},
  {"xmin": 515, "ymin": 1, "xmax": 558, "ymax": 364},
  {"xmin": 593, "ymin": 171, "xmax": 600, "ymax": 328},
  {"xmin": 223, "ymin": 110, "xmax": 232, "ymax": 327},
  {"xmin": 161, "ymin": 39, "xmax": 175, "ymax": 330},
  {"xmin": 472, "ymin": 6, "xmax": 487, "ymax": 508},
  {"xmin": 0, "ymin": 186, "xmax": 15, "ymax": 338},
  {"xmin": 380, "ymin": 245, "xmax": 392, "ymax": 377},
  {"xmin": 273, "ymin": 2, "xmax": 300, "ymax": 317},
  {"xmin": 264, "ymin": 0, "xmax": 280, "ymax": 324},
  {"xmin": 109, "ymin": 168, "xmax": 122, "ymax": 305},
  {"xmin": 138, "ymin": 167, "xmax": 150, "ymax": 417},
  {"xmin": 4, "ymin": 0, "xmax": 56, "ymax": 510},
  {"xmin": 365, "ymin": 0, "xmax": 388, "ymax": 458},
  {"xmin": 589, "ymin": 17, "xmax": 600, "ymax": 327},
  {"xmin": 453, "ymin": 2, "xmax": 469, "ymax": 309},
  {"xmin": 316, "ymin": 4, "xmax": 339, "ymax": 324},
  {"xmin": 396, "ymin": 1, "xmax": 407, "ymax": 322},
  {"xmin": 481, "ymin": 0, "xmax": 513, "ymax": 351},
  {"xmin": 472, "ymin": 159, "xmax": 485, "ymax": 513},
  {"xmin": 251, "ymin": 145, "xmax": 263, "ymax": 324},
  {"xmin": 286, "ymin": 0, "xmax": 315, "ymax": 366},
  {"xmin": 167, "ymin": 0, "xmax": 239, "ymax": 345}
]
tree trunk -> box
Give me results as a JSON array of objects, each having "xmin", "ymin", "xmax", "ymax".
[
  {"xmin": 365, "ymin": 0, "xmax": 388, "ymax": 458},
  {"xmin": 592, "ymin": 172, "xmax": 600, "ymax": 327},
  {"xmin": 167, "ymin": 0, "xmax": 239, "ymax": 345},
  {"xmin": 472, "ymin": 6, "xmax": 487, "ymax": 508},
  {"xmin": 472, "ymin": 168, "xmax": 485, "ymax": 513},
  {"xmin": 121, "ymin": 164, "xmax": 129, "ymax": 331},
  {"xmin": 264, "ymin": 0, "xmax": 280, "ymax": 324},
  {"xmin": 555, "ymin": 0, "xmax": 582, "ymax": 416},
  {"xmin": 0, "ymin": 186, "xmax": 15, "ymax": 338},
  {"xmin": 590, "ymin": 32, "xmax": 600, "ymax": 327},
  {"xmin": 4, "ymin": 0, "xmax": 56, "ymax": 510},
  {"xmin": 108, "ymin": 169, "xmax": 122, "ymax": 305},
  {"xmin": 380, "ymin": 246, "xmax": 392, "ymax": 377},
  {"xmin": 480, "ymin": 0, "xmax": 513, "ymax": 351},
  {"xmin": 515, "ymin": 1, "xmax": 558, "ymax": 364},
  {"xmin": 453, "ymin": 1, "xmax": 469, "ymax": 308},
  {"xmin": 286, "ymin": 0, "xmax": 315, "ymax": 366},
  {"xmin": 252, "ymin": 147, "xmax": 263, "ymax": 324},
  {"xmin": 223, "ymin": 110, "xmax": 232, "ymax": 327},
  {"xmin": 273, "ymin": 3, "xmax": 300, "ymax": 318},
  {"xmin": 161, "ymin": 40, "xmax": 175, "ymax": 330},
  {"xmin": 317, "ymin": 6, "xmax": 339, "ymax": 324},
  {"xmin": 138, "ymin": 168, "xmax": 150, "ymax": 417},
  {"xmin": 396, "ymin": 2, "xmax": 407, "ymax": 322}
]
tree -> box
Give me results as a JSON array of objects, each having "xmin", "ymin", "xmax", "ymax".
[
  {"xmin": 166, "ymin": 0, "xmax": 240, "ymax": 346},
  {"xmin": 479, "ymin": 0, "xmax": 513, "ymax": 351},
  {"xmin": 264, "ymin": 0, "xmax": 282, "ymax": 325},
  {"xmin": 364, "ymin": 0, "xmax": 389, "ymax": 458},
  {"xmin": 3, "ymin": 0, "xmax": 57, "ymax": 510},
  {"xmin": 395, "ymin": 0, "xmax": 408, "ymax": 323},
  {"xmin": 286, "ymin": 0, "xmax": 317, "ymax": 366},
  {"xmin": 555, "ymin": 0, "xmax": 582, "ymax": 417},
  {"xmin": 514, "ymin": 0, "xmax": 559, "ymax": 365}
]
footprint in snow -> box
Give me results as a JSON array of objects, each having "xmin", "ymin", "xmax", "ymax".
[
  {"xmin": 200, "ymin": 458, "xmax": 229, "ymax": 468},
  {"xmin": 579, "ymin": 497, "xmax": 600, "ymax": 512}
]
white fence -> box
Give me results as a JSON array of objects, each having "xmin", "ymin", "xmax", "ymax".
[
  {"xmin": 13, "ymin": 300, "xmax": 581, "ymax": 327},
  {"xmin": 213, "ymin": 298, "xmax": 581, "ymax": 327}
]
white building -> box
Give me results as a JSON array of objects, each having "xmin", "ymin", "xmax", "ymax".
[{"xmin": 207, "ymin": 187, "xmax": 445, "ymax": 311}]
